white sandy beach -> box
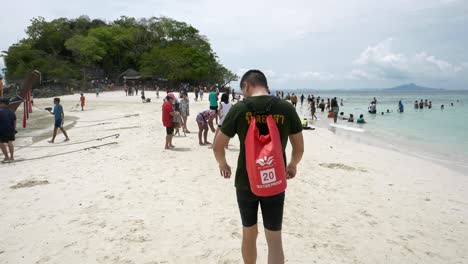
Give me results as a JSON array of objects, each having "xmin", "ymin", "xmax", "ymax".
[{"xmin": 0, "ymin": 91, "xmax": 467, "ymax": 264}]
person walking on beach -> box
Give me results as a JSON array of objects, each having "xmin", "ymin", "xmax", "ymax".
[
  {"xmin": 0, "ymin": 98, "xmax": 16, "ymax": 162},
  {"xmin": 47, "ymin": 98, "xmax": 70, "ymax": 143},
  {"xmin": 319, "ymin": 99, "xmax": 325, "ymax": 112},
  {"xmin": 331, "ymin": 97, "xmax": 339, "ymax": 123},
  {"xmin": 162, "ymin": 93, "xmax": 179, "ymax": 149},
  {"xmin": 80, "ymin": 93, "xmax": 85, "ymax": 111},
  {"xmin": 209, "ymin": 88, "xmax": 219, "ymax": 125},
  {"xmin": 200, "ymin": 87, "xmax": 205, "ymax": 101},
  {"xmin": 213, "ymin": 70, "xmax": 304, "ymax": 264},
  {"xmin": 300, "ymin": 94, "xmax": 305, "ymax": 106}
]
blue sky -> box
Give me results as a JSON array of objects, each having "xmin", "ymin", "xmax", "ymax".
[{"xmin": 0, "ymin": 0, "xmax": 467, "ymax": 90}]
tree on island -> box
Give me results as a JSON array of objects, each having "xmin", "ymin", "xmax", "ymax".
[{"xmin": 2, "ymin": 16, "xmax": 237, "ymax": 91}]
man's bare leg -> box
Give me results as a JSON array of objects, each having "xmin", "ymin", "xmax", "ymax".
[
  {"xmin": 0, "ymin": 143, "xmax": 9, "ymax": 161},
  {"xmin": 60, "ymin": 127, "xmax": 70, "ymax": 141},
  {"xmin": 168, "ymin": 134, "xmax": 174, "ymax": 148},
  {"xmin": 198, "ymin": 123, "xmax": 204, "ymax": 145},
  {"xmin": 242, "ymin": 225, "xmax": 258, "ymax": 264},
  {"xmin": 265, "ymin": 229, "xmax": 284, "ymax": 264},
  {"xmin": 203, "ymin": 125, "xmax": 210, "ymax": 144},
  {"xmin": 49, "ymin": 128, "xmax": 58, "ymax": 143},
  {"xmin": 165, "ymin": 134, "xmax": 170, "ymax": 149},
  {"xmin": 7, "ymin": 141, "xmax": 14, "ymax": 160}
]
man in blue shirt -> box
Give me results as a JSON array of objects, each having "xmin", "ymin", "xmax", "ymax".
[
  {"xmin": 47, "ymin": 98, "xmax": 70, "ymax": 143},
  {"xmin": 0, "ymin": 98, "xmax": 16, "ymax": 162}
]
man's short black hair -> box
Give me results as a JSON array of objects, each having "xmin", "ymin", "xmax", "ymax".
[
  {"xmin": 54, "ymin": 98, "xmax": 60, "ymax": 103},
  {"xmin": 0, "ymin": 97, "xmax": 9, "ymax": 105},
  {"xmin": 240, "ymin": 70, "xmax": 268, "ymax": 89}
]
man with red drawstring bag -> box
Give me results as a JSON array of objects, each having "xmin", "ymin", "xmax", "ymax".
[{"xmin": 213, "ymin": 70, "xmax": 304, "ymax": 263}]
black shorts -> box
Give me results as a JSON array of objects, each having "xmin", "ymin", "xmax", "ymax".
[
  {"xmin": 209, "ymin": 106, "xmax": 218, "ymax": 113},
  {"xmin": 0, "ymin": 132, "xmax": 15, "ymax": 143},
  {"xmin": 166, "ymin": 126, "xmax": 174, "ymax": 135},
  {"xmin": 236, "ymin": 189, "xmax": 285, "ymax": 231},
  {"xmin": 54, "ymin": 119, "xmax": 63, "ymax": 128}
]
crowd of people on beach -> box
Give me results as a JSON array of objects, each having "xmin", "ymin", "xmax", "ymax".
[
  {"xmin": 2, "ymin": 69, "xmax": 467, "ymax": 264},
  {"xmin": 161, "ymin": 86, "xmax": 234, "ymax": 149}
]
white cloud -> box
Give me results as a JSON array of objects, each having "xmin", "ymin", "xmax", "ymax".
[{"xmin": 350, "ymin": 38, "xmax": 464, "ymax": 80}]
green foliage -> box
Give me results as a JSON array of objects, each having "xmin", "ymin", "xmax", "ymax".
[{"xmin": 3, "ymin": 16, "xmax": 236, "ymax": 86}]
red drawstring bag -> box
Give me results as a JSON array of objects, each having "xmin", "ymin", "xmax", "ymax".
[{"xmin": 244, "ymin": 98, "xmax": 287, "ymax": 197}]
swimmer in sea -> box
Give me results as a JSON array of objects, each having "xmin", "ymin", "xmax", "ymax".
[{"xmin": 357, "ymin": 114, "xmax": 366, "ymax": 124}]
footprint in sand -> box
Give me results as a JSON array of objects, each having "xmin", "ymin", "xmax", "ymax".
[
  {"xmin": 10, "ymin": 180, "xmax": 49, "ymax": 189},
  {"xmin": 319, "ymin": 163, "xmax": 367, "ymax": 172}
]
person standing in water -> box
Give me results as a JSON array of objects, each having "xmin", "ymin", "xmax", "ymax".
[
  {"xmin": 398, "ymin": 100, "xmax": 404, "ymax": 113},
  {"xmin": 291, "ymin": 94, "xmax": 298, "ymax": 108},
  {"xmin": 357, "ymin": 114, "xmax": 366, "ymax": 124},
  {"xmin": 213, "ymin": 70, "xmax": 304, "ymax": 264},
  {"xmin": 309, "ymin": 98, "xmax": 317, "ymax": 120},
  {"xmin": 47, "ymin": 98, "xmax": 70, "ymax": 143},
  {"xmin": 331, "ymin": 97, "xmax": 339, "ymax": 123},
  {"xmin": 300, "ymin": 94, "xmax": 305, "ymax": 107}
]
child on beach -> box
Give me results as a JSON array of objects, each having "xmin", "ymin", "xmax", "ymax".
[
  {"xmin": 80, "ymin": 93, "xmax": 85, "ymax": 111},
  {"xmin": 179, "ymin": 92, "xmax": 190, "ymax": 133},
  {"xmin": 47, "ymin": 98, "xmax": 70, "ymax": 143},
  {"xmin": 196, "ymin": 109, "xmax": 216, "ymax": 145}
]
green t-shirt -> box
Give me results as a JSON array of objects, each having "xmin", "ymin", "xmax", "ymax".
[
  {"xmin": 221, "ymin": 95, "xmax": 303, "ymax": 190},
  {"xmin": 209, "ymin": 92, "xmax": 218, "ymax": 107}
]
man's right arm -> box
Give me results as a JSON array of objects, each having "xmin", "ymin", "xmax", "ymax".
[{"xmin": 287, "ymin": 132, "xmax": 304, "ymax": 179}]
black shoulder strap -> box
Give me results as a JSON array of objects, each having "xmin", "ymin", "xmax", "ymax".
[{"xmin": 242, "ymin": 97, "xmax": 280, "ymax": 115}]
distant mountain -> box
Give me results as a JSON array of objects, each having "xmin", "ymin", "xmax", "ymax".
[{"xmin": 384, "ymin": 83, "xmax": 445, "ymax": 92}]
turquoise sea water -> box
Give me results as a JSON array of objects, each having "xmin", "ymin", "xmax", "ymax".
[{"xmin": 282, "ymin": 90, "xmax": 468, "ymax": 168}]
